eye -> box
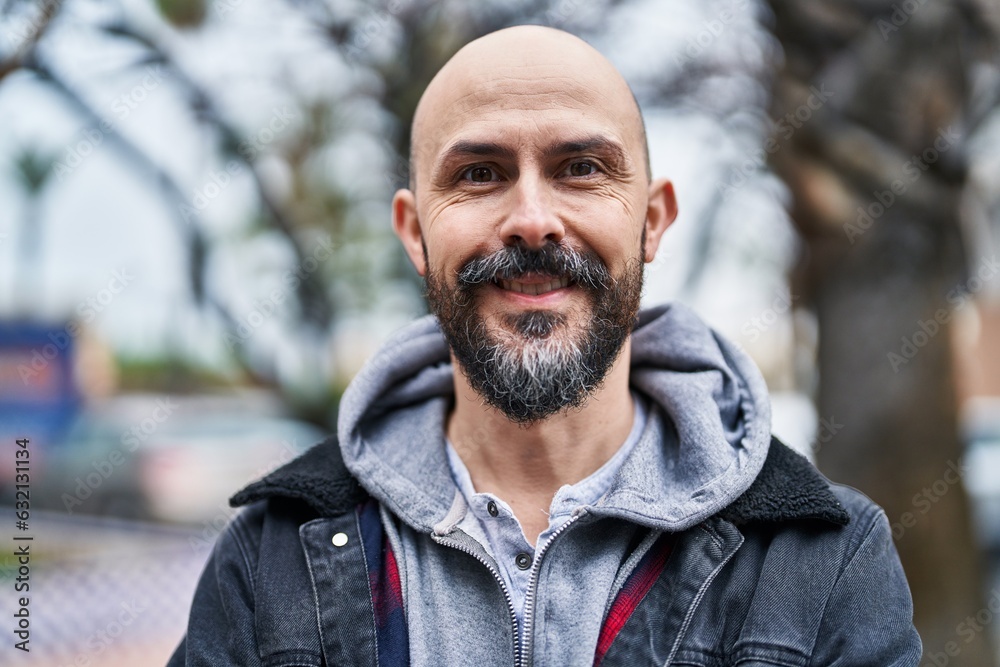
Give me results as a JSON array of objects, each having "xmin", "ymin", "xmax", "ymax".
[
  {"xmin": 462, "ymin": 166, "xmax": 499, "ymax": 183},
  {"xmin": 566, "ymin": 161, "xmax": 598, "ymax": 177}
]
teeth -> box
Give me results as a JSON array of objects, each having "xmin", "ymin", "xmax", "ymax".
[{"xmin": 498, "ymin": 277, "xmax": 570, "ymax": 295}]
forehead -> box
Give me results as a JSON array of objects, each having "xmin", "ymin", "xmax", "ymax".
[{"xmin": 444, "ymin": 70, "xmax": 625, "ymax": 136}]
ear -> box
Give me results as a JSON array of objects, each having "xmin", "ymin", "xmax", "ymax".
[
  {"xmin": 642, "ymin": 178, "xmax": 678, "ymax": 263},
  {"xmin": 392, "ymin": 188, "xmax": 426, "ymax": 276}
]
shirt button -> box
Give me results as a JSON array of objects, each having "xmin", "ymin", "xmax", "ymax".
[
  {"xmin": 487, "ymin": 501, "xmax": 499, "ymax": 517},
  {"xmin": 331, "ymin": 532, "xmax": 349, "ymax": 547},
  {"xmin": 515, "ymin": 552, "xmax": 532, "ymax": 570}
]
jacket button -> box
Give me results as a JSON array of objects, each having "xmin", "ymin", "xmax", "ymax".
[
  {"xmin": 487, "ymin": 501, "xmax": 499, "ymax": 517},
  {"xmin": 332, "ymin": 532, "xmax": 349, "ymax": 547},
  {"xmin": 515, "ymin": 552, "xmax": 532, "ymax": 570}
]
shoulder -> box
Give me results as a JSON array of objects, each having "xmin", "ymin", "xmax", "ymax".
[
  {"xmin": 825, "ymin": 482, "xmax": 896, "ymax": 568},
  {"xmin": 718, "ymin": 437, "xmax": 851, "ymax": 527},
  {"xmin": 230, "ymin": 434, "xmax": 367, "ymax": 516},
  {"xmin": 718, "ymin": 438, "xmax": 899, "ymax": 575},
  {"xmin": 725, "ymin": 453, "xmax": 901, "ymax": 597},
  {"xmin": 828, "ymin": 482, "xmax": 888, "ymax": 529},
  {"xmin": 717, "ymin": 458, "xmax": 902, "ymax": 600},
  {"xmin": 697, "ymin": 455, "xmax": 919, "ymax": 660},
  {"xmin": 211, "ymin": 432, "xmax": 366, "ymax": 579},
  {"xmin": 204, "ymin": 498, "xmax": 300, "ymax": 580}
]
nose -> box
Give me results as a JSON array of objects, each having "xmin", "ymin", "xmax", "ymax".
[{"xmin": 498, "ymin": 173, "xmax": 565, "ymax": 249}]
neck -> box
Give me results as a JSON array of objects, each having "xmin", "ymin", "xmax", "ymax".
[{"xmin": 446, "ymin": 338, "xmax": 635, "ymax": 545}]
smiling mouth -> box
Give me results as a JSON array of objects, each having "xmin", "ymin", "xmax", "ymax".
[{"xmin": 495, "ymin": 276, "xmax": 572, "ymax": 296}]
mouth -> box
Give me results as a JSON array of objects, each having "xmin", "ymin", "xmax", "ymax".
[{"xmin": 494, "ymin": 275, "xmax": 572, "ymax": 297}]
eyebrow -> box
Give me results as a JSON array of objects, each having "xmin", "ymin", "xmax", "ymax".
[
  {"xmin": 438, "ymin": 141, "xmax": 518, "ymax": 165},
  {"xmin": 546, "ymin": 137, "xmax": 628, "ymax": 163},
  {"xmin": 433, "ymin": 135, "xmax": 630, "ymax": 180}
]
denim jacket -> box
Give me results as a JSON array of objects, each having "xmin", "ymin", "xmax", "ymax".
[
  {"xmin": 170, "ymin": 305, "xmax": 920, "ymax": 665},
  {"xmin": 168, "ymin": 435, "xmax": 921, "ymax": 666}
]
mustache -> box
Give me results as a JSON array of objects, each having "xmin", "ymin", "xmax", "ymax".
[{"xmin": 456, "ymin": 243, "xmax": 610, "ymax": 291}]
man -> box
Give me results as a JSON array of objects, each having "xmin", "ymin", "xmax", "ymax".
[{"xmin": 170, "ymin": 25, "xmax": 921, "ymax": 666}]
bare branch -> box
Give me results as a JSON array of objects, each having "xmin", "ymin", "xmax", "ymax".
[
  {"xmin": 98, "ymin": 20, "xmax": 335, "ymax": 328},
  {"xmin": 25, "ymin": 54, "xmax": 277, "ymax": 388},
  {"xmin": 0, "ymin": 0, "xmax": 63, "ymax": 84}
]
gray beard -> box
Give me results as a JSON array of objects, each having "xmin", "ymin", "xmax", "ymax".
[{"xmin": 425, "ymin": 242, "xmax": 644, "ymax": 425}]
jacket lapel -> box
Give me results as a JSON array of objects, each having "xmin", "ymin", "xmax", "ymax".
[
  {"xmin": 596, "ymin": 519, "xmax": 745, "ymax": 666},
  {"xmin": 300, "ymin": 511, "xmax": 380, "ymax": 667},
  {"xmin": 253, "ymin": 499, "xmax": 326, "ymax": 667}
]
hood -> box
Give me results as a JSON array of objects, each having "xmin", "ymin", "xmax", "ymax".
[{"xmin": 334, "ymin": 303, "xmax": 775, "ymax": 534}]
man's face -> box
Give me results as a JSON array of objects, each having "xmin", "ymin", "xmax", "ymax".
[
  {"xmin": 393, "ymin": 27, "xmax": 676, "ymax": 423},
  {"xmin": 425, "ymin": 235, "xmax": 645, "ymax": 424}
]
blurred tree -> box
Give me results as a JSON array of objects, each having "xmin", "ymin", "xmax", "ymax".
[
  {"xmin": 11, "ymin": 148, "xmax": 54, "ymax": 310},
  {"xmin": 764, "ymin": 0, "xmax": 999, "ymax": 658},
  {"xmin": 1, "ymin": 0, "xmax": 348, "ymax": 416}
]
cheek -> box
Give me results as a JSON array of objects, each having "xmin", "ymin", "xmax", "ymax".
[
  {"xmin": 562, "ymin": 197, "xmax": 644, "ymax": 266},
  {"xmin": 422, "ymin": 185, "xmax": 509, "ymax": 227},
  {"xmin": 422, "ymin": 226, "xmax": 493, "ymax": 280},
  {"xmin": 560, "ymin": 182, "xmax": 642, "ymax": 225},
  {"xmin": 422, "ymin": 201, "xmax": 504, "ymax": 267}
]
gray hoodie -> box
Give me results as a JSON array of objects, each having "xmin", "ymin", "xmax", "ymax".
[
  {"xmin": 172, "ymin": 302, "xmax": 920, "ymax": 667},
  {"xmin": 336, "ymin": 303, "xmax": 772, "ymax": 666}
]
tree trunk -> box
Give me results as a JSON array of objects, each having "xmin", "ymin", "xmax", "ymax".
[{"xmin": 765, "ymin": 0, "xmax": 996, "ymax": 661}]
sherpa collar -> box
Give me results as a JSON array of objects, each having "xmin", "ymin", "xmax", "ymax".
[{"xmin": 231, "ymin": 436, "xmax": 850, "ymax": 528}]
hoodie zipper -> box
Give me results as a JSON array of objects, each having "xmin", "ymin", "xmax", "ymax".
[
  {"xmin": 435, "ymin": 511, "xmax": 587, "ymax": 666},
  {"xmin": 519, "ymin": 511, "xmax": 585, "ymax": 667},
  {"xmin": 433, "ymin": 532, "xmax": 521, "ymax": 665}
]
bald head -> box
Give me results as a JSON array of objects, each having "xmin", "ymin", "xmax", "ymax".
[
  {"xmin": 391, "ymin": 25, "xmax": 679, "ymax": 389},
  {"xmin": 409, "ymin": 25, "xmax": 649, "ymax": 189}
]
